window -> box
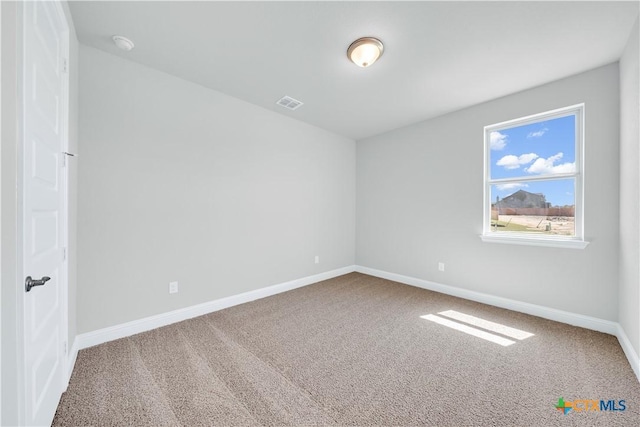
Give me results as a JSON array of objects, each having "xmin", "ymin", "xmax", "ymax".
[{"xmin": 482, "ymin": 104, "xmax": 587, "ymax": 248}]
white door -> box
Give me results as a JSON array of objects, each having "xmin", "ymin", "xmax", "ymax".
[{"xmin": 22, "ymin": 0, "xmax": 69, "ymax": 425}]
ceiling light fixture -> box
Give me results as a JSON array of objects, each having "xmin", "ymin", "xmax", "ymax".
[
  {"xmin": 347, "ymin": 37, "xmax": 384, "ymax": 68},
  {"xmin": 112, "ymin": 35, "xmax": 135, "ymax": 51}
]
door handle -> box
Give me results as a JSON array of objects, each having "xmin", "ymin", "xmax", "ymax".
[{"xmin": 25, "ymin": 276, "xmax": 51, "ymax": 292}]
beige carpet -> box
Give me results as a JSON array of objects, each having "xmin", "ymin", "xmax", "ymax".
[{"xmin": 54, "ymin": 272, "xmax": 640, "ymax": 426}]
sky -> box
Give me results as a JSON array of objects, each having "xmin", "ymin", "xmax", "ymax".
[{"xmin": 489, "ymin": 114, "xmax": 576, "ymax": 207}]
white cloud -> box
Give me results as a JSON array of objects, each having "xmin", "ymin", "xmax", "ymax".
[
  {"xmin": 496, "ymin": 155, "xmax": 520, "ymax": 169},
  {"xmin": 527, "ymin": 128, "xmax": 548, "ymax": 138},
  {"xmin": 496, "ymin": 153, "xmax": 538, "ymax": 169},
  {"xmin": 517, "ymin": 153, "xmax": 539, "ymax": 164},
  {"xmin": 490, "ymin": 131, "xmax": 507, "ymax": 150},
  {"xmin": 525, "ymin": 152, "xmax": 576, "ymax": 174},
  {"xmin": 497, "ymin": 183, "xmax": 529, "ymax": 191}
]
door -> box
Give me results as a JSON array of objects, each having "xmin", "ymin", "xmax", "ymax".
[{"xmin": 21, "ymin": 0, "xmax": 69, "ymax": 425}]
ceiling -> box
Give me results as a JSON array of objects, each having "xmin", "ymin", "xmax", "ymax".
[{"xmin": 69, "ymin": 1, "xmax": 639, "ymax": 141}]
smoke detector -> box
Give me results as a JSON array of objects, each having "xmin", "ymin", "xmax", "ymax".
[
  {"xmin": 112, "ymin": 35, "xmax": 135, "ymax": 51},
  {"xmin": 276, "ymin": 96, "xmax": 303, "ymax": 111}
]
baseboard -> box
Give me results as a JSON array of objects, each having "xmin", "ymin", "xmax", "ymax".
[
  {"xmin": 76, "ymin": 265, "xmax": 356, "ymax": 351},
  {"xmin": 70, "ymin": 263, "xmax": 639, "ymax": 385},
  {"xmin": 66, "ymin": 338, "xmax": 79, "ymax": 387},
  {"xmin": 616, "ymin": 323, "xmax": 640, "ymax": 382},
  {"xmin": 355, "ymin": 265, "xmax": 640, "ymax": 381},
  {"xmin": 356, "ymin": 265, "xmax": 618, "ymax": 334}
]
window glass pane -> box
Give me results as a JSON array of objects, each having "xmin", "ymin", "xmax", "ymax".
[
  {"xmin": 489, "ymin": 115, "xmax": 575, "ymax": 180},
  {"xmin": 489, "ymin": 179, "xmax": 575, "ymax": 236}
]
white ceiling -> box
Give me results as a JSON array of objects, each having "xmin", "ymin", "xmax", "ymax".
[{"xmin": 69, "ymin": 1, "xmax": 639, "ymax": 140}]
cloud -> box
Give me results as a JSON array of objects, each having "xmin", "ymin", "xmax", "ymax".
[
  {"xmin": 517, "ymin": 153, "xmax": 539, "ymax": 164},
  {"xmin": 527, "ymin": 127, "xmax": 548, "ymax": 138},
  {"xmin": 496, "ymin": 153, "xmax": 539, "ymax": 169},
  {"xmin": 490, "ymin": 131, "xmax": 508, "ymax": 150},
  {"xmin": 497, "ymin": 183, "xmax": 529, "ymax": 191},
  {"xmin": 525, "ymin": 152, "xmax": 576, "ymax": 174}
]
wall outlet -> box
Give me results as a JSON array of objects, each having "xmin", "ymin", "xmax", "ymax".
[
  {"xmin": 315, "ymin": 255, "xmax": 320, "ymax": 264},
  {"xmin": 169, "ymin": 281, "xmax": 179, "ymax": 294},
  {"xmin": 438, "ymin": 262, "xmax": 445, "ymax": 272}
]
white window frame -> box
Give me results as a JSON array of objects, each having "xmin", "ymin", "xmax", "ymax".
[{"xmin": 481, "ymin": 104, "xmax": 588, "ymax": 249}]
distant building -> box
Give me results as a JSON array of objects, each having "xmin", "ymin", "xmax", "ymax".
[{"xmin": 494, "ymin": 189, "xmax": 550, "ymax": 209}]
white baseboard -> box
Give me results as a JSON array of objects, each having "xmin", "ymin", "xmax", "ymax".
[
  {"xmin": 355, "ymin": 265, "xmax": 618, "ymax": 334},
  {"xmin": 68, "ymin": 264, "xmax": 639, "ymax": 385},
  {"xmin": 75, "ymin": 265, "xmax": 356, "ymax": 351},
  {"xmin": 355, "ymin": 265, "xmax": 639, "ymax": 382},
  {"xmin": 616, "ymin": 323, "xmax": 640, "ymax": 382},
  {"xmin": 66, "ymin": 338, "xmax": 79, "ymax": 386}
]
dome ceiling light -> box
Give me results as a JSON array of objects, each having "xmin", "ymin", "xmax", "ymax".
[{"xmin": 347, "ymin": 37, "xmax": 384, "ymax": 68}]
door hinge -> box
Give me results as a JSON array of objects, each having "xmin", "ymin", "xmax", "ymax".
[
  {"xmin": 63, "ymin": 247, "xmax": 67, "ymax": 261},
  {"xmin": 62, "ymin": 57, "xmax": 68, "ymax": 73},
  {"xmin": 63, "ymin": 341, "xmax": 67, "ymax": 355}
]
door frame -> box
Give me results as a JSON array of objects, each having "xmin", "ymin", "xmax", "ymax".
[
  {"xmin": 0, "ymin": 3, "xmax": 4, "ymax": 422},
  {"xmin": 16, "ymin": 0, "xmax": 70, "ymax": 423}
]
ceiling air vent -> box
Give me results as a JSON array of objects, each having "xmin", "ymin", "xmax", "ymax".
[{"xmin": 276, "ymin": 96, "xmax": 304, "ymax": 111}]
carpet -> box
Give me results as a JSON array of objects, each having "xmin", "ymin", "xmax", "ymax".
[{"xmin": 53, "ymin": 272, "xmax": 640, "ymax": 426}]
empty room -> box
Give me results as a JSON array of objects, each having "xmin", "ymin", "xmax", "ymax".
[{"xmin": 2, "ymin": 0, "xmax": 640, "ymax": 425}]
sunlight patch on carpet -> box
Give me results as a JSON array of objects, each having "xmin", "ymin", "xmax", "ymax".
[
  {"xmin": 421, "ymin": 314, "xmax": 516, "ymax": 346},
  {"xmin": 437, "ymin": 310, "xmax": 534, "ymax": 340}
]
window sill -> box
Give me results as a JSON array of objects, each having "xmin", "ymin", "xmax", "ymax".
[{"xmin": 479, "ymin": 234, "xmax": 589, "ymax": 249}]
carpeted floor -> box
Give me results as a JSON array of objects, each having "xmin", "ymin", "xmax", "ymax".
[{"xmin": 53, "ymin": 272, "xmax": 640, "ymax": 426}]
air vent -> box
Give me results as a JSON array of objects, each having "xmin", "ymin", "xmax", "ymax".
[{"xmin": 276, "ymin": 96, "xmax": 304, "ymax": 111}]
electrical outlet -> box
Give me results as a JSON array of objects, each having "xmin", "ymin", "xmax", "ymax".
[
  {"xmin": 315, "ymin": 255, "xmax": 320, "ymax": 264},
  {"xmin": 438, "ymin": 262, "xmax": 445, "ymax": 272},
  {"xmin": 169, "ymin": 281, "xmax": 178, "ymax": 294}
]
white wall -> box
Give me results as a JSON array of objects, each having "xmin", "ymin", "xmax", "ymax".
[
  {"xmin": 619, "ymin": 17, "xmax": 640, "ymax": 359},
  {"xmin": 1, "ymin": 2, "xmax": 79, "ymax": 423},
  {"xmin": 77, "ymin": 46, "xmax": 356, "ymax": 333},
  {"xmin": 357, "ymin": 64, "xmax": 620, "ymax": 321}
]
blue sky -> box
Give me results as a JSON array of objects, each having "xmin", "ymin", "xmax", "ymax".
[{"xmin": 489, "ymin": 115, "xmax": 576, "ymax": 206}]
